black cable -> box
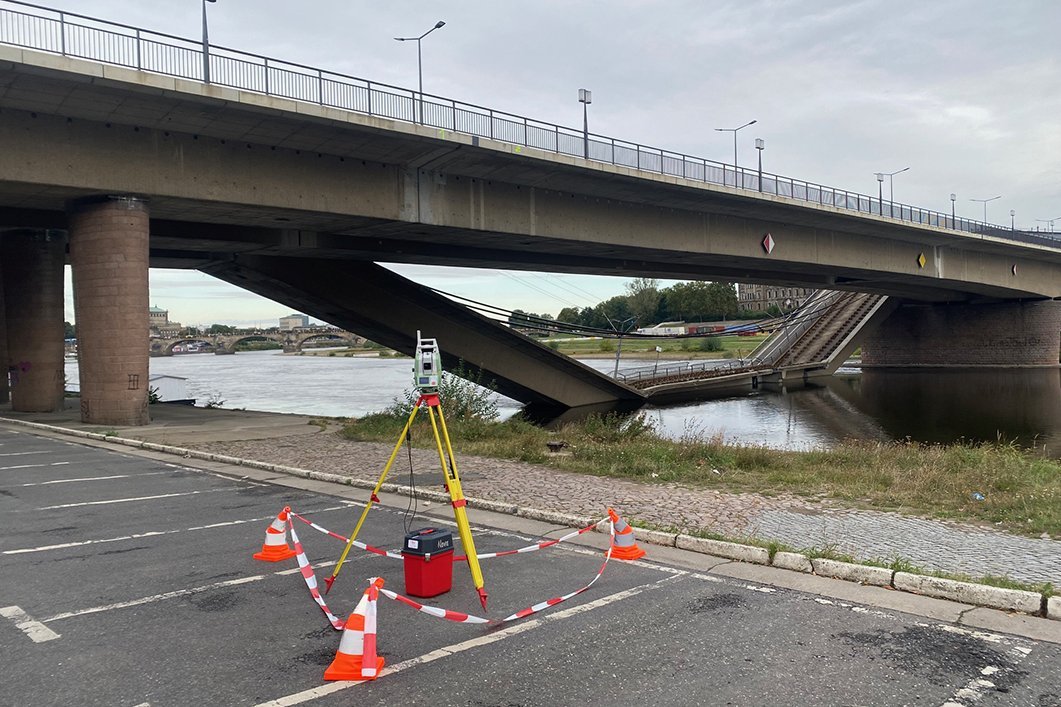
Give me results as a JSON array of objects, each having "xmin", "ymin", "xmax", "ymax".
[{"xmin": 401, "ymin": 426, "xmax": 418, "ymax": 536}]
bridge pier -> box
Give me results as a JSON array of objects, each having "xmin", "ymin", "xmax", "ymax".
[
  {"xmin": 1, "ymin": 230, "xmax": 66, "ymax": 412},
  {"xmin": 862, "ymin": 300, "xmax": 1061, "ymax": 367},
  {"xmin": 69, "ymin": 197, "xmax": 150, "ymax": 425}
]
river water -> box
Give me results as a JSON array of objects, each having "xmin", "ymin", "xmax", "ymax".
[{"xmin": 65, "ymin": 352, "xmax": 1061, "ymax": 458}]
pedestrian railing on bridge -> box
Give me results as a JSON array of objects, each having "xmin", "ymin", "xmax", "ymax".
[
  {"xmin": 617, "ymin": 357, "xmax": 770, "ymax": 389},
  {"xmin": 2, "ymin": 0, "xmax": 1059, "ymax": 250}
]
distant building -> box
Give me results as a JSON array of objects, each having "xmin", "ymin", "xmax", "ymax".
[
  {"xmin": 149, "ymin": 305, "xmax": 182, "ymax": 337},
  {"xmin": 738, "ymin": 284, "xmax": 817, "ymax": 312},
  {"xmin": 279, "ymin": 313, "xmax": 310, "ymax": 330}
]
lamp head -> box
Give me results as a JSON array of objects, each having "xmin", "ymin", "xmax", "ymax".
[
  {"xmin": 755, "ymin": 138, "xmax": 764, "ymax": 150},
  {"xmin": 434, "ymin": 20, "xmax": 446, "ymax": 28},
  {"xmin": 950, "ymin": 193, "xmax": 956, "ymax": 201},
  {"xmin": 578, "ymin": 88, "xmax": 592, "ymax": 104},
  {"xmin": 875, "ymin": 173, "xmax": 884, "ymax": 182}
]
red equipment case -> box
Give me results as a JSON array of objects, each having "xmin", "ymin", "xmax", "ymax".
[{"xmin": 402, "ymin": 527, "xmax": 454, "ymax": 598}]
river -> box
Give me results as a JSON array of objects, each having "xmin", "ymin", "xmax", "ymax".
[{"xmin": 65, "ymin": 351, "xmax": 1061, "ymax": 458}]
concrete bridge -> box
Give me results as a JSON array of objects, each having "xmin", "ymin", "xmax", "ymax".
[
  {"xmin": 0, "ymin": 3, "xmax": 1058, "ymax": 424},
  {"xmin": 149, "ymin": 328, "xmax": 361, "ymax": 356}
]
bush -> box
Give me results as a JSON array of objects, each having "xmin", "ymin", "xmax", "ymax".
[
  {"xmin": 385, "ymin": 360, "xmax": 500, "ymax": 422},
  {"xmin": 699, "ymin": 337, "xmax": 724, "ymax": 352},
  {"xmin": 598, "ymin": 338, "xmax": 615, "ymax": 352}
]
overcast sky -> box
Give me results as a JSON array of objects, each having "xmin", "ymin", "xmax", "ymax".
[{"xmin": 50, "ymin": 0, "xmax": 1061, "ymax": 327}]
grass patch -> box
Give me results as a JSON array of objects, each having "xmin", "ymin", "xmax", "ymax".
[{"xmin": 339, "ymin": 412, "xmax": 1061, "ymax": 538}]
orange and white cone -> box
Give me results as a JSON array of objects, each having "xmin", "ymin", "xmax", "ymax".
[
  {"xmin": 607, "ymin": 508, "xmax": 646, "ymax": 560},
  {"xmin": 252, "ymin": 506, "xmax": 298, "ymax": 562},
  {"xmin": 324, "ymin": 577, "xmax": 386, "ymax": 681}
]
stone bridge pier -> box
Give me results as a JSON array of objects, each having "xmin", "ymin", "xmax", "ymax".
[{"xmin": 862, "ymin": 300, "xmax": 1061, "ymax": 367}]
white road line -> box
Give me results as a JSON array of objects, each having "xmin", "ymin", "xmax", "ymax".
[
  {"xmin": 35, "ymin": 487, "xmax": 241, "ymax": 510},
  {"xmin": 41, "ymin": 561, "xmax": 339, "ymax": 623},
  {"xmin": 256, "ymin": 574, "xmax": 685, "ymax": 706},
  {"xmin": 0, "ymin": 450, "xmax": 51, "ymax": 457},
  {"xmin": 0, "ymin": 461, "xmax": 70, "ymax": 471},
  {"xmin": 0, "ymin": 605, "xmax": 61, "ymax": 643},
  {"xmin": 3, "ymin": 504, "xmax": 356, "ymax": 555},
  {"xmin": 19, "ymin": 472, "xmax": 168, "ymax": 487}
]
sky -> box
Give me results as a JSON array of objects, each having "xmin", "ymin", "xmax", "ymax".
[{"xmin": 48, "ymin": 0, "xmax": 1061, "ymax": 327}]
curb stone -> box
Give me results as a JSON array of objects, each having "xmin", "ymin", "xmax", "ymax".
[
  {"xmin": 675, "ymin": 535, "xmax": 770, "ymax": 564},
  {"xmin": 811, "ymin": 558, "xmax": 893, "ymax": 587},
  {"xmin": 772, "ymin": 551, "xmax": 813, "ymax": 573},
  {"xmin": 0, "ymin": 416, "xmax": 1052, "ymax": 619},
  {"xmin": 894, "ymin": 572, "xmax": 1042, "ymax": 615}
]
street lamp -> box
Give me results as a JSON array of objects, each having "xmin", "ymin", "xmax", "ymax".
[
  {"xmin": 1010, "ymin": 209, "xmax": 1016, "ymax": 230},
  {"xmin": 969, "ymin": 195, "xmax": 1001, "ymax": 223},
  {"xmin": 578, "ymin": 88, "xmax": 592, "ymax": 159},
  {"xmin": 604, "ymin": 315, "xmax": 636, "ymax": 378},
  {"xmin": 950, "ymin": 192, "xmax": 956, "ymax": 222},
  {"xmin": 875, "ymin": 173, "xmax": 885, "ymax": 215},
  {"xmin": 1034, "ymin": 217, "xmax": 1061, "ymax": 232},
  {"xmin": 202, "ymin": 0, "xmax": 217, "ymax": 83},
  {"xmin": 755, "ymin": 138, "xmax": 765, "ymax": 192},
  {"xmin": 715, "ymin": 119, "xmax": 756, "ymax": 186},
  {"xmin": 875, "ymin": 167, "xmax": 909, "ymax": 217},
  {"xmin": 394, "ymin": 20, "xmax": 446, "ymax": 124}
]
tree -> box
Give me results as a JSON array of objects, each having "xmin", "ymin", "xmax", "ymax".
[
  {"xmin": 556, "ymin": 307, "xmax": 582, "ymax": 324},
  {"xmin": 625, "ymin": 277, "xmax": 661, "ymax": 325},
  {"xmin": 207, "ymin": 324, "xmax": 236, "ymax": 334},
  {"xmin": 64, "ymin": 321, "xmax": 76, "ymax": 339}
]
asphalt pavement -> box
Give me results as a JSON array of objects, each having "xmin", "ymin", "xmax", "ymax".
[{"xmin": 1, "ymin": 426, "xmax": 1059, "ymax": 706}]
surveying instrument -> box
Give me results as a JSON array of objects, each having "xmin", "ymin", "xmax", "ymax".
[{"xmin": 324, "ymin": 332, "xmax": 489, "ymax": 609}]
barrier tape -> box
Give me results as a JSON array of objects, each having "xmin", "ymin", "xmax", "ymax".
[
  {"xmin": 377, "ymin": 521, "xmax": 615, "ymax": 625},
  {"xmin": 290, "ymin": 510, "xmax": 606, "ymax": 562},
  {"xmin": 290, "ymin": 512, "xmax": 403, "ymax": 559},
  {"xmin": 288, "ymin": 523, "xmax": 346, "ymax": 631},
  {"xmin": 286, "ymin": 509, "xmax": 617, "ymax": 627}
]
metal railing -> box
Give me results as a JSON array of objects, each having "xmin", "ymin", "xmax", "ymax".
[{"xmin": 1, "ymin": 0, "xmax": 1058, "ymax": 250}]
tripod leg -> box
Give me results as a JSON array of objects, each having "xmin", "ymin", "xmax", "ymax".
[
  {"xmin": 427, "ymin": 403, "xmax": 488, "ymax": 609},
  {"xmin": 325, "ymin": 403, "xmax": 421, "ymax": 593}
]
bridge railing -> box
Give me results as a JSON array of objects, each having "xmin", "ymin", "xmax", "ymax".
[{"xmin": 2, "ymin": 1, "xmax": 1059, "ymax": 250}]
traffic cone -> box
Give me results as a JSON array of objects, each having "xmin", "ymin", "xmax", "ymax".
[
  {"xmin": 324, "ymin": 578, "xmax": 386, "ymax": 681},
  {"xmin": 607, "ymin": 508, "xmax": 646, "ymax": 560},
  {"xmin": 252, "ymin": 506, "xmax": 298, "ymax": 562}
]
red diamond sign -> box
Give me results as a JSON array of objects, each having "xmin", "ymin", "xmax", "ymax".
[{"xmin": 762, "ymin": 233, "xmax": 775, "ymax": 254}]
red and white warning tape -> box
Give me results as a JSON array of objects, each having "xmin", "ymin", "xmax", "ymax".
[
  {"xmin": 286, "ymin": 508, "xmax": 618, "ymax": 627},
  {"xmin": 288, "ymin": 523, "xmax": 346, "ymax": 631},
  {"xmin": 289, "ymin": 510, "xmax": 606, "ymax": 562},
  {"xmin": 290, "ymin": 512, "xmax": 403, "ymax": 559},
  {"xmin": 377, "ymin": 521, "xmax": 615, "ymax": 625}
]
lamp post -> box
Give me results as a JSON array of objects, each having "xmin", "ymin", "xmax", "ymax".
[
  {"xmin": 876, "ymin": 173, "xmax": 884, "ymax": 215},
  {"xmin": 876, "ymin": 167, "xmax": 909, "ymax": 217},
  {"xmin": 578, "ymin": 88, "xmax": 592, "ymax": 159},
  {"xmin": 969, "ymin": 195, "xmax": 1001, "ymax": 223},
  {"xmin": 715, "ymin": 119, "xmax": 756, "ymax": 186},
  {"xmin": 1034, "ymin": 217, "xmax": 1060, "ymax": 232},
  {"xmin": 202, "ymin": 0, "xmax": 217, "ymax": 83},
  {"xmin": 1010, "ymin": 209, "xmax": 1016, "ymax": 230},
  {"xmin": 394, "ymin": 20, "xmax": 446, "ymax": 124},
  {"xmin": 950, "ymin": 192, "xmax": 956, "ymax": 223},
  {"xmin": 605, "ymin": 315, "xmax": 636, "ymax": 378},
  {"xmin": 755, "ymin": 138, "xmax": 764, "ymax": 192}
]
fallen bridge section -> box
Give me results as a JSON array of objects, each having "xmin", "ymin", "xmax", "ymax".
[{"xmin": 201, "ymin": 256, "xmax": 644, "ymax": 412}]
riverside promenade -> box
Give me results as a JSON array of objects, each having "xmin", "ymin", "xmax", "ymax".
[{"xmin": 2, "ymin": 402, "xmax": 1058, "ymax": 587}]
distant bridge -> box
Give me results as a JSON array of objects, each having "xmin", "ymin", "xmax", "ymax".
[{"xmin": 149, "ymin": 328, "xmax": 362, "ymax": 356}]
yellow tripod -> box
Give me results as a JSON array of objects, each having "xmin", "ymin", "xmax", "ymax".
[{"xmin": 324, "ymin": 392, "xmax": 488, "ymax": 609}]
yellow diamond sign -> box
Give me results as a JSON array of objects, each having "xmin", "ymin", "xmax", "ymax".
[{"xmin": 917, "ymin": 252, "xmax": 926, "ymax": 269}]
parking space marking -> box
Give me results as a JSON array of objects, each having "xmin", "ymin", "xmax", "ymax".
[
  {"xmin": 18, "ymin": 471, "xmax": 169, "ymax": 487},
  {"xmin": 41, "ymin": 560, "xmax": 341, "ymax": 623},
  {"xmin": 256, "ymin": 573, "xmax": 685, "ymax": 706},
  {"xmin": 1, "ymin": 462, "xmax": 69, "ymax": 471},
  {"xmin": 35, "ymin": 487, "xmax": 242, "ymax": 510},
  {"xmin": 4, "ymin": 503, "xmax": 356, "ymax": 556},
  {"xmin": 1, "ymin": 605, "xmax": 61, "ymax": 643}
]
